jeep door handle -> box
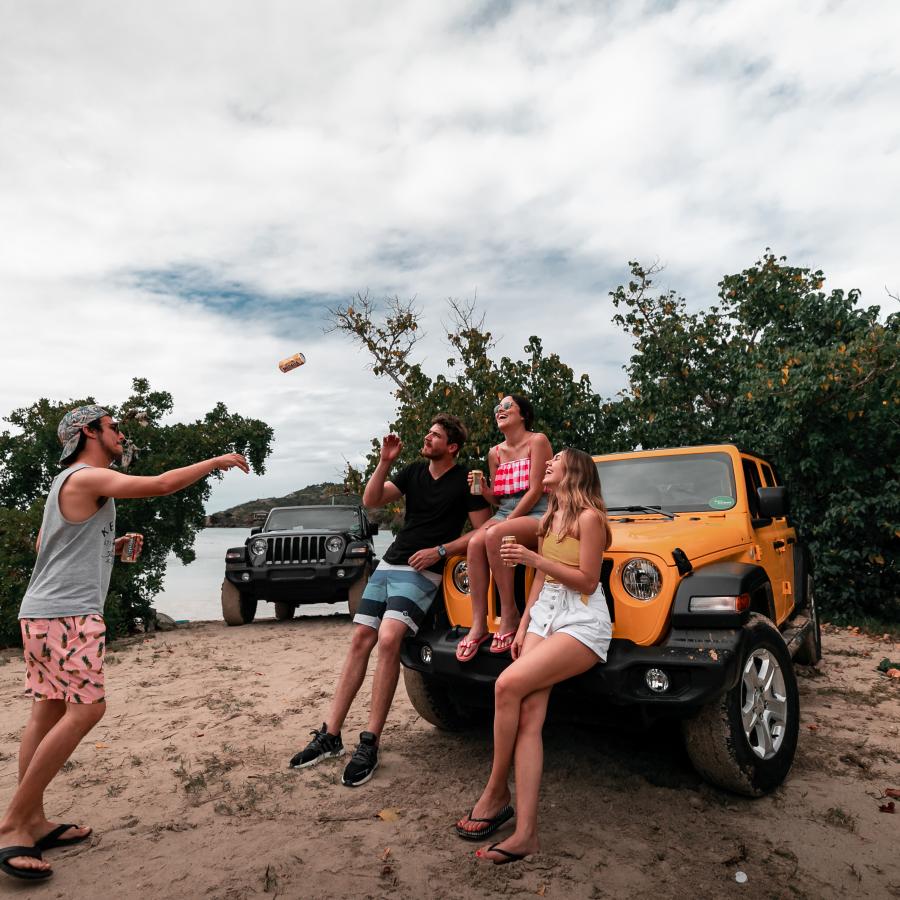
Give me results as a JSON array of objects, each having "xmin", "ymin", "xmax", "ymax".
[{"xmin": 772, "ymin": 540, "xmax": 786, "ymax": 550}]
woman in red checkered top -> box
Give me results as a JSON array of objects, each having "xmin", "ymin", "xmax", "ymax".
[{"xmin": 455, "ymin": 394, "xmax": 552, "ymax": 661}]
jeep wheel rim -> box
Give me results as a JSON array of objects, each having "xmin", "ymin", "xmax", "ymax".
[{"xmin": 740, "ymin": 649, "xmax": 788, "ymax": 760}]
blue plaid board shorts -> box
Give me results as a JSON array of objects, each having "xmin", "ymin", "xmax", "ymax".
[{"xmin": 353, "ymin": 561, "xmax": 442, "ymax": 635}]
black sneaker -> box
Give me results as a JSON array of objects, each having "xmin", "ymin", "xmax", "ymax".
[
  {"xmin": 341, "ymin": 731, "xmax": 379, "ymax": 786},
  {"xmin": 289, "ymin": 723, "xmax": 344, "ymax": 769}
]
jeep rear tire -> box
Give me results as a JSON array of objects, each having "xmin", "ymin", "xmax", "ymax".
[
  {"xmin": 221, "ymin": 580, "xmax": 258, "ymax": 626},
  {"xmin": 682, "ymin": 613, "xmax": 799, "ymax": 796},
  {"xmin": 274, "ymin": 602, "xmax": 295, "ymax": 621},
  {"xmin": 403, "ymin": 669, "xmax": 479, "ymax": 731},
  {"xmin": 793, "ymin": 574, "xmax": 822, "ymax": 665}
]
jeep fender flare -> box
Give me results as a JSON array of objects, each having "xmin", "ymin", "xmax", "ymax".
[{"xmin": 672, "ymin": 562, "xmax": 774, "ymax": 629}]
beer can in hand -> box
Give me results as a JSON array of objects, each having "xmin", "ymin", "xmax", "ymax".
[
  {"xmin": 278, "ymin": 352, "xmax": 306, "ymax": 373},
  {"xmin": 121, "ymin": 533, "xmax": 142, "ymax": 563},
  {"xmin": 501, "ymin": 534, "xmax": 517, "ymax": 567},
  {"xmin": 470, "ymin": 469, "xmax": 483, "ymax": 495}
]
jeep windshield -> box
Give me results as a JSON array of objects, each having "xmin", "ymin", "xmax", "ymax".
[
  {"xmin": 596, "ymin": 452, "xmax": 737, "ymax": 514},
  {"xmin": 263, "ymin": 507, "xmax": 362, "ymax": 533}
]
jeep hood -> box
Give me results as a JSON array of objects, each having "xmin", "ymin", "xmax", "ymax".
[
  {"xmin": 262, "ymin": 527, "xmax": 356, "ymax": 536},
  {"xmin": 608, "ymin": 515, "xmax": 748, "ymax": 566}
]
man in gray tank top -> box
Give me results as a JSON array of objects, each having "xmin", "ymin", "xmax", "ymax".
[{"xmin": 0, "ymin": 405, "xmax": 249, "ymax": 881}]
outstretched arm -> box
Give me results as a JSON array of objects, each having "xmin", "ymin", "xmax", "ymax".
[{"xmin": 69, "ymin": 453, "xmax": 249, "ymax": 500}]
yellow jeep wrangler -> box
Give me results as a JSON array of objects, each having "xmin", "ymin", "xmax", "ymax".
[{"xmin": 400, "ymin": 445, "xmax": 820, "ymax": 797}]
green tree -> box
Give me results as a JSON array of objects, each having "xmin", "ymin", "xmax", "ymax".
[
  {"xmin": 0, "ymin": 378, "xmax": 273, "ymax": 644},
  {"xmin": 332, "ymin": 254, "xmax": 898, "ymax": 623},
  {"xmin": 610, "ymin": 253, "xmax": 899, "ymax": 622},
  {"xmin": 328, "ymin": 295, "xmax": 620, "ymax": 503}
]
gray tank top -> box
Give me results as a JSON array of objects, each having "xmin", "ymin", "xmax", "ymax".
[{"xmin": 19, "ymin": 464, "xmax": 116, "ymax": 619}]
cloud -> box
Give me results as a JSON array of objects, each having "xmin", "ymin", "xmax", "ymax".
[{"xmin": 1, "ymin": 0, "xmax": 897, "ymax": 508}]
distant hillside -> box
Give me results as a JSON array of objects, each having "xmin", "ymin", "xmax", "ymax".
[{"xmin": 207, "ymin": 482, "xmax": 363, "ymax": 527}]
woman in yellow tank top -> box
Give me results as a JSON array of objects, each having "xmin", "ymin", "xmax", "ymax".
[{"xmin": 455, "ymin": 448, "xmax": 612, "ymax": 864}]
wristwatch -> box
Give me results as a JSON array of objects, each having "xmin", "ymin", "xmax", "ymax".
[{"xmin": 436, "ymin": 544, "xmax": 447, "ymax": 559}]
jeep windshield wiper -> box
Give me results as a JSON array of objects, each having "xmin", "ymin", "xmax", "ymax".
[{"xmin": 607, "ymin": 505, "xmax": 676, "ymax": 519}]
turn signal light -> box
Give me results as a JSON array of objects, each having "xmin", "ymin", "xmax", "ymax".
[{"xmin": 689, "ymin": 593, "xmax": 751, "ymax": 612}]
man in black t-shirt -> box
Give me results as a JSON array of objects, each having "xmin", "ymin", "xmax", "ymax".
[{"xmin": 288, "ymin": 413, "xmax": 490, "ymax": 786}]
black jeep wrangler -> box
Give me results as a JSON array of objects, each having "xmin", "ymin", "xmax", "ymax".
[{"xmin": 221, "ymin": 504, "xmax": 378, "ymax": 625}]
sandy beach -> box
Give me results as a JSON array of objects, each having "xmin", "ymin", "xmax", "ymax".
[{"xmin": 0, "ymin": 617, "xmax": 898, "ymax": 899}]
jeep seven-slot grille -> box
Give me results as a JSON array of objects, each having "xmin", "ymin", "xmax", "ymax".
[{"xmin": 265, "ymin": 535, "xmax": 327, "ymax": 564}]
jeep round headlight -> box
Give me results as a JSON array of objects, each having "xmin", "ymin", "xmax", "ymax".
[
  {"xmin": 621, "ymin": 558, "xmax": 662, "ymax": 601},
  {"xmin": 250, "ymin": 538, "xmax": 267, "ymax": 556},
  {"xmin": 326, "ymin": 536, "xmax": 344, "ymax": 554},
  {"xmin": 451, "ymin": 560, "xmax": 470, "ymax": 594}
]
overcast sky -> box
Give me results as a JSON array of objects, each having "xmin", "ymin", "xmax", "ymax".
[{"xmin": 2, "ymin": 0, "xmax": 898, "ymax": 512}]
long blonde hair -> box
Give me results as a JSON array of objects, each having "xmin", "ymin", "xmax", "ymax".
[{"xmin": 539, "ymin": 448, "xmax": 611, "ymax": 549}]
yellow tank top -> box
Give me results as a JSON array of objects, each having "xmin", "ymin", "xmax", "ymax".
[{"xmin": 542, "ymin": 532, "xmax": 591, "ymax": 604}]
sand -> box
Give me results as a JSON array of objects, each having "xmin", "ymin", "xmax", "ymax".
[{"xmin": 0, "ymin": 618, "xmax": 898, "ymax": 899}]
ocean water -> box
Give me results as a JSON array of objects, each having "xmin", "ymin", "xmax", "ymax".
[{"xmin": 154, "ymin": 527, "xmax": 394, "ymax": 623}]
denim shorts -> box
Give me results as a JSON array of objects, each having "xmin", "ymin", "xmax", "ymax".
[
  {"xmin": 492, "ymin": 491, "xmax": 549, "ymax": 522},
  {"xmin": 526, "ymin": 581, "xmax": 612, "ymax": 661}
]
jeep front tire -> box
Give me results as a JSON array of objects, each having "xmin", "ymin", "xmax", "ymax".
[
  {"xmin": 403, "ymin": 669, "xmax": 480, "ymax": 731},
  {"xmin": 682, "ymin": 613, "xmax": 800, "ymax": 796},
  {"xmin": 221, "ymin": 579, "xmax": 258, "ymax": 626}
]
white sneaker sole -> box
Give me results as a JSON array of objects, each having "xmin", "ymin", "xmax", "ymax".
[
  {"xmin": 341, "ymin": 759, "xmax": 379, "ymax": 786},
  {"xmin": 290, "ymin": 747, "xmax": 345, "ymax": 770}
]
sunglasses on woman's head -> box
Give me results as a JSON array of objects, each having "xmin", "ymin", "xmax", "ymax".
[{"xmin": 493, "ymin": 400, "xmax": 514, "ymax": 415}]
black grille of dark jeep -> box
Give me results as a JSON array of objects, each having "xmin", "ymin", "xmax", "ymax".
[{"xmin": 265, "ymin": 535, "xmax": 328, "ymax": 564}]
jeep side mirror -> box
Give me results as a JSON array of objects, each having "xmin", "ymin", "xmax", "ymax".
[
  {"xmin": 369, "ymin": 523, "xmax": 379, "ymax": 536},
  {"xmin": 250, "ymin": 526, "xmax": 262, "ymax": 536},
  {"xmin": 758, "ymin": 486, "xmax": 788, "ymax": 519}
]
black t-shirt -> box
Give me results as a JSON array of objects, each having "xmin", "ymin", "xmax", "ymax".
[{"xmin": 382, "ymin": 462, "xmax": 488, "ymax": 571}]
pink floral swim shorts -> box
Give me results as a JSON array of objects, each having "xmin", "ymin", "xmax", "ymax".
[{"xmin": 20, "ymin": 615, "xmax": 106, "ymax": 703}]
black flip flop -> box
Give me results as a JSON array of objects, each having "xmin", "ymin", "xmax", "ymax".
[
  {"xmin": 0, "ymin": 845, "xmax": 52, "ymax": 881},
  {"xmin": 36, "ymin": 824, "xmax": 91, "ymax": 851},
  {"xmin": 455, "ymin": 804, "xmax": 514, "ymax": 840},
  {"xmin": 486, "ymin": 842, "xmax": 529, "ymax": 866}
]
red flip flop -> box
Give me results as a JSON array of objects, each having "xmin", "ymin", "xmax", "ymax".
[
  {"xmin": 489, "ymin": 631, "xmax": 516, "ymax": 654},
  {"xmin": 456, "ymin": 633, "xmax": 491, "ymax": 662}
]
